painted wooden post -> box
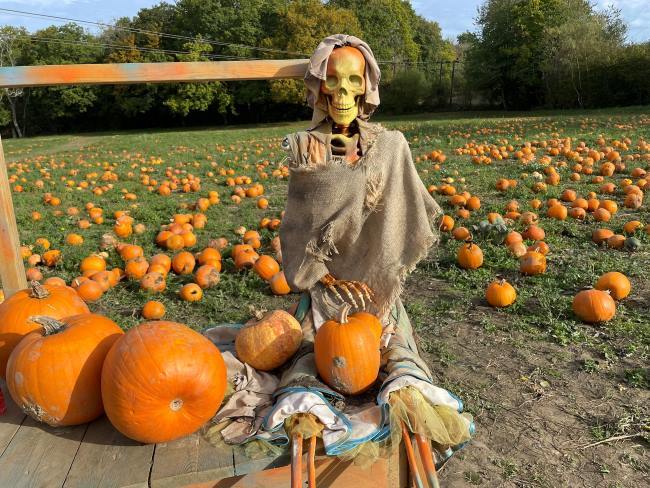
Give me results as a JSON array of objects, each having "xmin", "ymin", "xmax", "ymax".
[
  {"xmin": 0, "ymin": 136, "xmax": 27, "ymax": 297},
  {"xmin": 0, "ymin": 59, "xmax": 310, "ymax": 88}
]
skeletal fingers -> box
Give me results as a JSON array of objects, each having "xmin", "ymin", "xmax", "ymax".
[{"xmin": 337, "ymin": 283, "xmax": 358, "ymax": 308}]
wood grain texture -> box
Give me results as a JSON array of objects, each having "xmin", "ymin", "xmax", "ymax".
[
  {"xmin": 0, "ymin": 60, "xmax": 309, "ymax": 88},
  {"xmin": 0, "ymin": 137, "xmax": 27, "ymax": 297},
  {"xmin": 62, "ymin": 416, "xmax": 154, "ymax": 488},
  {"xmin": 0, "ymin": 380, "xmax": 26, "ymax": 456},
  {"xmin": 0, "ymin": 416, "xmax": 86, "ymax": 488},
  {"xmin": 150, "ymin": 432, "xmax": 236, "ymax": 488},
  {"xmin": 182, "ymin": 453, "xmax": 402, "ymax": 488}
]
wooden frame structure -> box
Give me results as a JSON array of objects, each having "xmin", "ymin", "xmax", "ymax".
[{"xmin": 0, "ymin": 59, "xmax": 309, "ymax": 298}]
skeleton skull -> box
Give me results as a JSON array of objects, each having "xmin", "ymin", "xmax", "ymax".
[{"xmin": 320, "ymin": 46, "xmax": 366, "ymax": 127}]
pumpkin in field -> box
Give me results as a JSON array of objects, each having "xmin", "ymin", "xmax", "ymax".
[
  {"xmin": 179, "ymin": 283, "xmax": 203, "ymax": 302},
  {"xmin": 572, "ymin": 289, "xmax": 616, "ymax": 323},
  {"xmin": 457, "ymin": 242, "xmax": 483, "ymax": 269},
  {"xmin": 314, "ymin": 305, "xmax": 380, "ymax": 396},
  {"xmin": 101, "ymin": 321, "xmax": 227, "ymax": 443},
  {"xmin": 595, "ymin": 272, "xmax": 631, "ymax": 300},
  {"xmin": 0, "ymin": 282, "xmax": 89, "ymax": 378},
  {"xmin": 253, "ymin": 255, "xmax": 281, "ymax": 281},
  {"xmin": 194, "ymin": 265, "xmax": 220, "ymax": 289},
  {"xmin": 269, "ymin": 271, "xmax": 291, "ymax": 295},
  {"xmin": 172, "ymin": 251, "xmax": 196, "ymax": 275},
  {"xmin": 486, "ymin": 280, "xmax": 517, "ymax": 307},
  {"xmin": 519, "ymin": 251, "xmax": 546, "ymax": 275},
  {"xmin": 142, "ymin": 301, "xmax": 166, "ymax": 320},
  {"xmin": 6, "ymin": 314, "xmax": 123, "ymax": 426},
  {"xmin": 235, "ymin": 310, "xmax": 302, "ymax": 371}
]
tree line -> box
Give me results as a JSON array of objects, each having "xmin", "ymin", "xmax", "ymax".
[{"xmin": 0, "ymin": 0, "xmax": 648, "ymax": 137}]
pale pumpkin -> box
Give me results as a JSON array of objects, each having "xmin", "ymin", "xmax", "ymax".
[
  {"xmin": 235, "ymin": 310, "xmax": 302, "ymax": 371},
  {"xmin": 6, "ymin": 314, "xmax": 123, "ymax": 426},
  {"xmin": 101, "ymin": 321, "xmax": 227, "ymax": 443},
  {"xmin": 0, "ymin": 282, "xmax": 89, "ymax": 378}
]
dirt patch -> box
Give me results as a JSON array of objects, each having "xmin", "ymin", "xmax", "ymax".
[{"xmin": 406, "ymin": 278, "xmax": 649, "ymax": 487}]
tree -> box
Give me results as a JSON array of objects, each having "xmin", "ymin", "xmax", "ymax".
[
  {"xmin": 0, "ymin": 27, "xmax": 30, "ymax": 137},
  {"xmin": 329, "ymin": 0, "xmax": 420, "ymax": 78},
  {"xmin": 262, "ymin": 0, "xmax": 362, "ymax": 106},
  {"xmin": 163, "ymin": 38, "xmax": 233, "ymax": 117}
]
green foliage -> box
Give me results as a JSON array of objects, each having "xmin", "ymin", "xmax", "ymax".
[
  {"xmin": 163, "ymin": 39, "xmax": 233, "ymax": 117},
  {"xmin": 460, "ymin": 0, "xmax": 649, "ymax": 109},
  {"xmin": 381, "ymin": 70, "xmax": 430, "ymax": 113}
]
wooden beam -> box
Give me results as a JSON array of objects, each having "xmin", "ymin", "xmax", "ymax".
[
  {"xmin": 0, "ymin": 59, "xmax": 310, "ymax": 88},
  {"xmin": 0, "ymin": 137, "xmax": 26, "ymax": 298}
]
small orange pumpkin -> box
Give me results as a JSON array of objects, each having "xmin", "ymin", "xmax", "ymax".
[
  {"xmin": 142, "ymin": 301, "xmax": 166, "ymax": 320},
  {"xmin": 314, "ymin": 305, "xmax": 380, "ymax": 395},
  {"xmin": 595, "ymin": 272, "xmax": 630, "ymax": 300},
  {"xmin": 194, "ymin": 265, "xmax": 220, "ymax": 289},
  {"xmin": 457, "ymin": 242, "xmax": 483, "ymax": 269},
  {"xmin": 519, "ymin": 251, "xmax": 546, "ymax": 275}
]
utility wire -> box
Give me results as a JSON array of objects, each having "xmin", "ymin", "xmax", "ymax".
[
  {"xmin": 0, "ymin": 7, "xmax": 309, "ymax": 58},
  {"xmin": 0, "ymin": 34, "xmax": 262, "ymax": 61},
  {"xmin": 0, "ymin": 6, "xmax": 459, "ymax": 65}
]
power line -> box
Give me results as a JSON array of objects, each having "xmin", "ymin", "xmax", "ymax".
[
  {"xmin": 0, "ymin": 7, "xmax": 458, "ymax": 66},
  {"xmin": 0, "ymin": 7, "xmax": 309, "ymax": 58},
  {"xmin": 0, "ymin": 34, "xmax": 262, "ymax": 62}
]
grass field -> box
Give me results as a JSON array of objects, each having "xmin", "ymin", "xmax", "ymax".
[{"xmin": 4, "ymin": 107, "xmax": 649, "ymax": 486}]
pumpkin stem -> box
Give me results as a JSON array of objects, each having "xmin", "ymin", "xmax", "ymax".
[
  {"xmin": 29, "ymin": 281, "xmax": 50, "ymax": 299},
  {"xmin": 338, "ymin": 303, "xmax": 351, "ymax": 324},
  {"xmin": 30, "ymin": 316, "xmax": 65, "ymax": 335}
]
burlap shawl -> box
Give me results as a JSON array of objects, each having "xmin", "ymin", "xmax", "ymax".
[
  {"xmin": 279, "ymin": 121, "xmax": 442, "ymax": 322},
  {"xmin": 304, "ymin": 34, "xmax": 381, "ymax": 126}
]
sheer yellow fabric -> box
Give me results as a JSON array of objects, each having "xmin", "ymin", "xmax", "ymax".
[{"xmin": 388, "ymin": 386, "xmax": 472, "ymax": 448}]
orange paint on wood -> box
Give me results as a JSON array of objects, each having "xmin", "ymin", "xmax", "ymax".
[
  {"xmin": 0, "ymin": 59, "xmax": 310, "ymax": 88},
  {"xmin": 0, "ymin": 137, "xmax": 27, "ymax": 297}
]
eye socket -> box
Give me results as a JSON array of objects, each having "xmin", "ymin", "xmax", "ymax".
[
  {"xmin": 349, "ymin": 75, "xmax": 363, "ymax": 87},
  {"xmin": 325, "ymin": 75, "xmax": 338, "ymax": 89}
]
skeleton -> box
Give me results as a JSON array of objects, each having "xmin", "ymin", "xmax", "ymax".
[{"xmin": 316, "ymin": 46, "xmax": 376, "ymax": 309}]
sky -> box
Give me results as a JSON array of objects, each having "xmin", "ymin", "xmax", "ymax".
[{"xmin": 0, "ymin": 0, "xmax": 648, "ymax": 43}]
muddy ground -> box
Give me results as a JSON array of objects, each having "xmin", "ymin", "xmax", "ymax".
[{"xmin": 407, "ymin": 272, "xmax": 649, "ymax": 488}]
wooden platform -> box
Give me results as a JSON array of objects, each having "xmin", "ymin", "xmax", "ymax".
[{"xmin": 0, "ymin": 384, "xmax": 406, "ymax": 488}]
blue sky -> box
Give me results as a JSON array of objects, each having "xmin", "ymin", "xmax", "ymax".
[{"xmin": 1, "ymin": 0, "xmax": 648, "ymax": 43}]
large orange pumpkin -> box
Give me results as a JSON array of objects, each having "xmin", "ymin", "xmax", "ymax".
[
  {"xmin": 235, "ymin": 310, "xmax": 303, "ymax": 371},
  {"xmin": 6, "ymin": 314, "xmax": 123, "ymax": 426},
  {"xmin": 314, "ymin": 305, "xmax": 380, "ymax": 396},
  {"xmin": 101, "ymin": 321, "xmax": 227, "ymax": 443},
  {"xmin": 572, "ymin": 290, "xmax": 616, "ymax": 323},
  {"xmin": 0, "ymin": 282, "xmax": 89, "ymax": 378}
]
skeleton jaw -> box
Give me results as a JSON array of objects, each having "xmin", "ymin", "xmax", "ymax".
[{"xmin": 326, "ymin": 96, "xmax": 359, "ymax": 127}]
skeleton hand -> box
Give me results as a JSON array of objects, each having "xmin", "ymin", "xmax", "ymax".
[{"xmin": 319, "ymin": 273, "xmax": 375, "ymax": 310}]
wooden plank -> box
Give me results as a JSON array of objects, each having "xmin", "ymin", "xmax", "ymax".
[
  {"xmin": 0, "ymin": 59, "xmax": 309, "ymax": 89},
  {"xmin": 150, "ymin": 432, "xmax": 235, "ymax": 488},
  {"xmin": 63, "ymin": 416, "xmax": 154, "ymax": 488},
  {"xmin": 0, "ymin": 381, "xmax": 27, "ymax": 456},
  {"xmin": 0, "ymin": 136, "xmax": 27, "ymax": 298},
  {"xmin": 182, "ymin": 451, "xmax": 404, "ymax": 488},
  {"xmin": 232, "ymin": 443, "xmax": 290, "ymax": 476},
  {"xmin": 0, "ymin": 415, "xmax": 86, "ymax": 488}
]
